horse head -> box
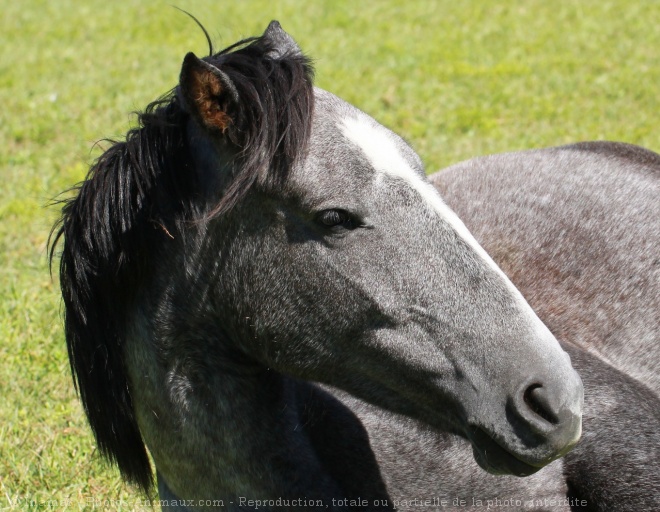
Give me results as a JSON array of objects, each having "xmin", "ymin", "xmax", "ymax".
[{"xmin": 52, "ymin": 21, "xmax": 583, "ymax": 494}]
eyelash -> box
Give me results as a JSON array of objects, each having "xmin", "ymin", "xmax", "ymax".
[{"xmin": 315, "ymin": 209, "xmax": 358, "ymax": 230}]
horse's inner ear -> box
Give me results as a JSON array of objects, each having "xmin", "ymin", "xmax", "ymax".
[{"xmin": 179, "ymin": 52, "xmax": 239, "ymax": 133}]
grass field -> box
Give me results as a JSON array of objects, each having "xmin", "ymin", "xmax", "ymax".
[{"xmin": 2, "ymin": 0, "xmax": 659, "ymax": 510}]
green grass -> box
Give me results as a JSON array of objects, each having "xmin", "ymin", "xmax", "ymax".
[{"xmin": 2, "ymin": 0, "xmax": 659, "ymax": 509}]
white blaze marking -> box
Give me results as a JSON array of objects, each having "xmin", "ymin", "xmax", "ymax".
[
  {"xmin": 339, "ymin": 116, "xmax": 565, "ymax": 355},
  {"xmin": 340, "ymin": 116, "xmax": 501, "ymax": 273}
]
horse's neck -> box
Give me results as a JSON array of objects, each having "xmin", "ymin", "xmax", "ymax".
[{"xmin": 128, "ymin": 348, "xmax": 345, "ymax": 503}]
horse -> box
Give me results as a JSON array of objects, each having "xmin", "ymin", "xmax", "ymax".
[
  {"xmin": 50, "ymin": 21, "xmax": 584, "ymax": 510},
  {"xmin": 430, "ymin": 142, "xmax": 660, "ymax": 510}
]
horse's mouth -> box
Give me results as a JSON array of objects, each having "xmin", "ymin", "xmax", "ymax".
[{"xmin": 467, "ymin": 428, "xmax": 547, "ymax": 477}]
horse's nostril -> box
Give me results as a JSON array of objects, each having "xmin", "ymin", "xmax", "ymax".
[{"xmin": 523, "ymin": 384, "xmax": 560, "ymax": 425}]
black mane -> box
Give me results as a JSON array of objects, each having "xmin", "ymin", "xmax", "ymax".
[
  {"xmin": 49, "ymin": 29, "xmax": 314, "ymax": 492},
  {"xmin": 200, "ymin": 34, "xmax": 315, "ymax": 215}
]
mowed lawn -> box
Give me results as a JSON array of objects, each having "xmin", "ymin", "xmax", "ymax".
[{"xmin": 1, "ymin": 0, "xmax": 659, "ymax": 509}]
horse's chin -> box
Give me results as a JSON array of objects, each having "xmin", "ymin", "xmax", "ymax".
[{"xmin": 467, "ymin": 428, "xmax": 548, "ymax": 477}]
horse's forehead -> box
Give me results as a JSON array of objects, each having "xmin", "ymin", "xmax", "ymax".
[
  {"xmin": 336, "ymin": 114, "xmax": 481, "ymax": 248},
  {"xmin": 305, "ymin": 89, "xmax": 423, "ymax": 183},
  {"xmin": 309, "ymin": 91, "xmax": 439, "ymax": 207},
  {"xmin": 337, "ymin": 115, "xmax": 424, "ymax": 179}
]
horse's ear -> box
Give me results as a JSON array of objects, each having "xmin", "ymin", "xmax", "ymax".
[
  {"xmin": 179, "ymin": 52, "xmax": 239, "ymax": 132},
  {"xmin": 263, "ymin": 20, "xmax": 302, "ymax": 57}
]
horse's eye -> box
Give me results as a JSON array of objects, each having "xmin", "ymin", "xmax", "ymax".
[{"xmin": 316, "ymin": 209, "xmax": 356, "ymax": 230}]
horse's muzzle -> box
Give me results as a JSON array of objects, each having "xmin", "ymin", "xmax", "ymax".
[{"xmin": 467, "ymin": 370, "xmax": 583, "ymax": 476}]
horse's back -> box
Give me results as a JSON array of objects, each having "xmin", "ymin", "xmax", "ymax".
[{"xmin": 430, "ymin": 142, "xmax": 660, "ymax": 395}]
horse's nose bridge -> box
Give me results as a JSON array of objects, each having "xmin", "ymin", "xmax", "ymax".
[{"xmin": 385, "ymin": 184, "xmax": 584, "ymax": 402}]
